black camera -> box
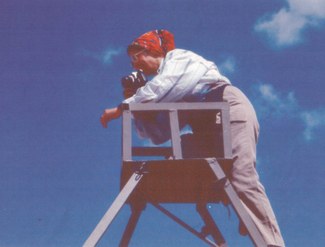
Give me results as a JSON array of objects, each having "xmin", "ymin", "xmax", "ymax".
[{"xmin": 121, "ymin": 70, "xmax": 147, "ymax": 91}]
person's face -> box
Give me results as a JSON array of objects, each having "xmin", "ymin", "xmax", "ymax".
[{"xmin": 129, "ymin": 49, "xmax": 160, "ymax": 76}]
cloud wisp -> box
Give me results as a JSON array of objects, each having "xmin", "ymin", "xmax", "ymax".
[
  {"xmin": 254, "ymin": 0, "xmax": 325, "ymax": 48},
  {"xmin": 102, "ymin": 48, "xmax": 123, "ymax": 64},
  {"xmin": 253, "ymin": 83, "xmax": 325, "ymax": 141},
  {"xmin": 300, "ymin": 109, "xmax": 325, "ymax": 141},
  {"xmin": 253, "ymin": 83, "xmax": 298, "ymax": 118},
  {"xmin": 218, "ymin": 56, "xmax": 236, "ymax": 75},
  {"xmin": 82, "ymin": 47, "xmax": 123, "ymax": 65}
]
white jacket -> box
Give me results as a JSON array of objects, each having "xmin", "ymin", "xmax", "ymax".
[{"xmin": 123, "ymin": 49, "xmax": 230, "ymax": 104}]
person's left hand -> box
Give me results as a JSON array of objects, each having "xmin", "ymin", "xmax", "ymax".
[{"xmin": 100, "ymin": 107, "xmax": 122, "ymax": 128}]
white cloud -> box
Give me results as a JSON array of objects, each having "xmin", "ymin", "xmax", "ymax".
[
  {"xmin": 259, "ymin": 84, "xmax": 281, "ymax": 103},
  {"xmin": 254, "ymin": 83, "xmax": 298, "ymax": 118},
  {"xmin": 254, "ymin": 0, "xmax": 325, "ymax": 47},
  {"xmin": 300, "ymin": 109, "xmax": 325, "ymax": 141},
  {"xmin": 102, "ymin": 48, "xmax": 123, "ymax": 64},
  {"xmin": 82, "ymin": 47, "xmax": 123, "ymax": 65},
  {"xmin": 218, "ymin": 56, "xmax": 236, "ymax": 75},
  {"xmin": 289, "ymin": 0, "xmax": 325, "ymax": 18},
  {"xmin": 255, "ymin": 9, "xmax": 306, "ymax": 46},
  {"xmin": 252, "ymin": 83, "xmax": 325, "ymax": 141}
]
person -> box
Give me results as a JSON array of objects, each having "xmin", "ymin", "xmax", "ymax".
[{"xmin": 100, "ymin": 29, "xmax": 285, "ymax": 247}]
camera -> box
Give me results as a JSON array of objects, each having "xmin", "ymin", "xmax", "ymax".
[{"xmin": 121, "ymin": 70, "xmax": 147, "ymax": 91}]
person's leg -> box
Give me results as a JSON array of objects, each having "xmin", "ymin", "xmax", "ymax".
[{"xmin": 230, "ymin": 119, "xmax": 285, "ymax": 246}]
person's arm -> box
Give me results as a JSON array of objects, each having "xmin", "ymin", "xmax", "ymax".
[
  {"xmin": 100, "ymin": 51, "xmax": 212, "ymax": 128},
  {"xmin": 100, "ymin": 106, "xmax": 122, "ymax": 128},
  {"xmin": 123, "ymin": 50, "xmax": 211, "ymax": 104}
]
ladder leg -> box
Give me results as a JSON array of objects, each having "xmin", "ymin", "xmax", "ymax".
[
  {"xmin": 83, "ymin": 172, "xmax": 145, "ymax": 247},
  {"xmin": 206, "ymin": 158, "xmax": 268, "ymax": 247},
  {"xmin": 119, "ymin": 201, "xmax": 146, "ymax": 247},
  {"xmin": 196, "ymin": 204, "xmax": 227, "ymax": 247}
]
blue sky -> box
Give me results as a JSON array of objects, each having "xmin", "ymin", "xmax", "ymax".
[{"xmin": 1, "ymin": 0, "xmax": 325, "ymax": 246}]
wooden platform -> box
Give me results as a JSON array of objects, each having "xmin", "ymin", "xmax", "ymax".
[{"xmin": 121, "ymin": 159, "xmax": 232, "ymax": 204}]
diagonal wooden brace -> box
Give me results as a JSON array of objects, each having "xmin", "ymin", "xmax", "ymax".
[
  {"xmin": 206, "ymin": 158, "xmax": 268, "ymax": 247},
  {"xmin": 83, "ymin": 172, "xmax": 145, "ymax": 247}
]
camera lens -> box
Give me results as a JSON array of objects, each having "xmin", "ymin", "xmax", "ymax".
[{"xmin": 120, "ymin": 70, "xmax": 147, "ymax": 90}]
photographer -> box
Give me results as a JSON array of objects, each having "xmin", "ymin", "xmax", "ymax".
[{"xmin": 100, "ymin": 30, "xmax": 285, "ymax": 247}]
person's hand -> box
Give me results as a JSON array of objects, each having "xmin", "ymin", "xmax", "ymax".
[
  {"xmin": 100, "ymin": 107, "xmax": 122, "ymax": 128},
  {"xmin": 123, "ymin": 88, "xmax": 135, "ymax": 99}
]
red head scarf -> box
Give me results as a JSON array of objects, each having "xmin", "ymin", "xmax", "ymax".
[{"xmin": 127, "ymin": 29, "xmax": 175, "ymax": 57}]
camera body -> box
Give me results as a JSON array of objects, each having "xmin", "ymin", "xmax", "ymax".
[{"xmin": 121, "ymin": 70, "xmax": 147, "ymax": 91}]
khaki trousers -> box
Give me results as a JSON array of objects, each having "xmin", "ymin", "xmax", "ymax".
[{"xmin": 224, "ymin": 86, "xmax": 285, "ymax": 246}]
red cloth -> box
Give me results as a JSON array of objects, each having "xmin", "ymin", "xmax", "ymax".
[{"xmin": 128, "ymin": 29, "xmax": 175, "ymax": 56}]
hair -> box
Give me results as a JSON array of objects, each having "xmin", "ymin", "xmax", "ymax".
[{"xmin": 127, "ymin": 44, "xmax": 149, "ymax": 55}]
